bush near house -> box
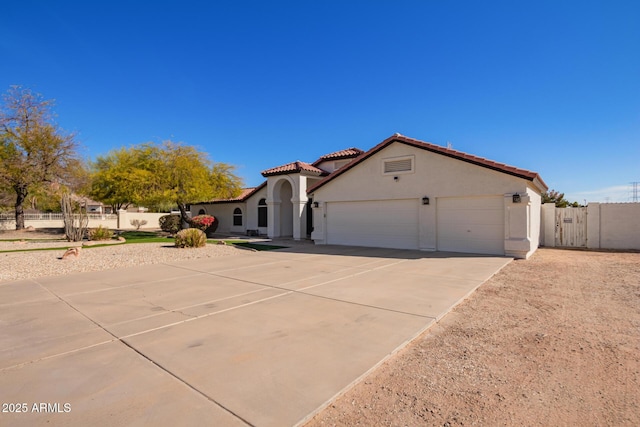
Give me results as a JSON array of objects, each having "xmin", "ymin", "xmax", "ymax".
[
  {"xmin": 88, "ymin": 225, "xmax": 113, "ymax": 241},
  {"xmin": 190, "ymin": 214, "xmax": 219, "ymax": 237},
  {"xmin": 175, "ymin": 228, "xmax": 207, "ymax": 248},
  {"xmin": 159, "ymin": 214, "xmax": 182, "ymax": 234},
  {"xmin": 190, "ymin": 215, "xmax": 218, "ymax": 232}
]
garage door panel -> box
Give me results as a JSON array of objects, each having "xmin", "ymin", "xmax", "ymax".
[
  {"xmin": 439, "ymin": 211, "xmax": 503, "ymax": 225},
  {"xmin": 440, "ymin": 224, "xmax": 504, "ymax": 240},
  {"xmin": 437, "ymin": 197, "xmax": 505, "ymax": 255},
  {"xmin": 327, "ymin": 200, "xmax": 418, "ymax": 250}
]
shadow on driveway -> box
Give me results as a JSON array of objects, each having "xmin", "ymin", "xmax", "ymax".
[{"xmin": 0, "ymin": 245, "xmax": 511, "ymax": 427}]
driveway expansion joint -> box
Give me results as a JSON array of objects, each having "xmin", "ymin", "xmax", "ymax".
[
  {"xmin": 169, "ymin": 259, "xmax": 434, "ymax": 319},
  {"xmin": 29, "ymin": 278, "xmax": 255, "ymax": 427},
  {"xmin": 1, "ymin": 249, "xmax": 511, "ymax": 426}
]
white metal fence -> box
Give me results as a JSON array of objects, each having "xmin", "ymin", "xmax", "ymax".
[
  {"xmin": 0, "ymin": 213, "xmax": 117, "ymax": 221},
  {"xmin": 0, "ymin": 211, "xmax": 164, "ymax": 230}
]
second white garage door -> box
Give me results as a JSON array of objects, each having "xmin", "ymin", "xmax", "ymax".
[
  {"xmin": 437, "ymin": 196, "xmax": 505, "ymax": 255},
  {"xmin": 326, "ymin": 200, "xmax": 418, "ymax": 249}
]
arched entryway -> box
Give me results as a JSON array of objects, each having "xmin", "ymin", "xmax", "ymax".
[
  {"xmin": 266, "ymin": 174, "xmax": 308, "ymax": 240},
  {"xmin": 276, "ymin": 179, "xmax": 293, "ymax": 237}
]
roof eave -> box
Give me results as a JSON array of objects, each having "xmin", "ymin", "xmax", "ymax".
[
  {"xmin": 262, "ymin": 168, "xmax": 327, "ymax": 178},
  {"xmin": 311, "ymin": 148, "xmax": 365, "ymax": 166},
  {"xmin": 194, "ymin": 181, "xmax": 267, "ymax": 204},
  {"xmin": 308, "ymin": 134, "xmax": 547, "ymax": 194}
]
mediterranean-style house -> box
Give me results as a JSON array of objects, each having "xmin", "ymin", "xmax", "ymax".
[{"xmin": 191, "ymin": 134, "xmax": 548, "ymax": 259}]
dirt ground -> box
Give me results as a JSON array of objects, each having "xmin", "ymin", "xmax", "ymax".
[{"xmin": 306, "ymin": 248, "xmax": 640, "ymax": 426}]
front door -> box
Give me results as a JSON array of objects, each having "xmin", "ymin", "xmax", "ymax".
[{"xmin": 306, "ymin": 198, "xmax": 313, "ymax": 237}]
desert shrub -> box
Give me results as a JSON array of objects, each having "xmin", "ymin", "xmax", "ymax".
[
  {"xmin": 159, "ymin": 214, "xmax": 182, "ymax": 234},
  {"xmin": 88, "ymin": 225, "xmax": 113, "ymax": 241},
  {"xmin": 130, "ymin": 219, "xmax": 148, "ymax": 230},
  {"xmin": 175, "ymin": 228, "xmax": 207, "ymax": 248}
]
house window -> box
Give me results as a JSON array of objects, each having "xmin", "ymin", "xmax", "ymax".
[
  {"xmin": 383, "ymin": 155, "xmax": 414, "ymax": 175},
  {"xmin": 233, "ymin": 207, "xmax": 243, "ymax": 226},
  {"xmin": 258, "ymin": 199, "xmax": 267, "ymax": 227},
  {"xmin": 198, "ymin": 209, "xmax": 206, "ymax": 215}
]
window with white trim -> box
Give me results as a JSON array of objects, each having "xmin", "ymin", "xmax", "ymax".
[{"xmin": 233, "ymin": 207, "xmax": 243, "ymax": 226}]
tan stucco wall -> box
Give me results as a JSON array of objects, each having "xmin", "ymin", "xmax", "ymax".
[
  {"xmin": 310, "ymin": 142, "xmax": 542, "ymax": 258},
  {"xmin": 245, "ymin": 187, "xmax": 268, "ymax": 234},
  {"xmin": 599, "ymin": 203, "xmax": 640, "ymax": 249},
  {"xmin": 192, "ymin": 203, "xmax": 243, "ymax": 234},
  {"xmin": 117, "ymin": 211, "xmax": 166, "ymax": 229},
  {"xmin": 589, "ymin": 203, "xmax": 640, "ymax": 250},
  {"xmin": 191, "ymin": 203, "xmax": 246, "ymax": 235},
  {"xmin": 542, "ymin": 203, "xmax": 640, "ymax": 251},
  {"xmin": 312, "ymin": 143, "xmax": 535, "ymax": 201},
  {"xmin": 190, "ymin": 186, "xmax": 268, "ymax": 236}
]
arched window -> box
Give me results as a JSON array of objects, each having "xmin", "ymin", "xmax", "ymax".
[
  {"xmin": 233, "ymin": 207, "xmax": 243, "ymax": 226},
  {"xmin": 258, "ymin": 199, "xmax": 267, "ymax": 227},
  {"xmin": 198, "ymin": 209, "xmax": 206, "ymax": 215}
]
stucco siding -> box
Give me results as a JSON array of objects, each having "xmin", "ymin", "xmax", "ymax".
[
  {"xmin": 596, "ymin": 203, "xmax": 640, "ymax": 250},
  {"xmin": 311, "ymin": 143, "xmax": 532, "ymax": 203},
  {"xmin": 245, "ymin": 187, "xmax": 268, "ymax": 234},
  {"xmin": 189, "ymin": 187, "xmax": 268, "ymax": 236},
  {"xmin": 192, "ymin": 203, "xmax": 246, "ymax": 234},
  {"xmin": 310, "ymin": 141, "xmax": 542, "ymax": 258}
]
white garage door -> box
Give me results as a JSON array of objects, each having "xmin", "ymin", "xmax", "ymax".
[
  {"xmin": 326, "ymin": 200, "xmax": 418, "ymax": 249},
  {"xmin": 437, "ymin": 196, "xmax": 505, "ymax": 255}
]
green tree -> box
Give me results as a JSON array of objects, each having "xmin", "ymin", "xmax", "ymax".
[
  {"xmin": 90, "ymin": 141, "xmax": 243, "ymax": 224},
  {"xmin": 0, "ymin": 86, "xmax": 84, "ymax": 229},
  {"xmin": 542, "ymin": 189, "xmax": 581, "ymax": 207},
  {"xmin": 211, "ymin": 163, "xmax": 244, "ymax": 200},
  {"xmin": 90, "ymin": 146, "xmax": 157, "ymax": 212}
]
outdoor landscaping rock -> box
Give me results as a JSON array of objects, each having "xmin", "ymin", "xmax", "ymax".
[{"xmin": 0, "ymin": 239, "xmax": 241, "ymax": 281}]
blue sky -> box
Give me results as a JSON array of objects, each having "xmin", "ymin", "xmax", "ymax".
[{"xmin": 2, "ymin": 1, "xmax": 638, "ymax": 203}]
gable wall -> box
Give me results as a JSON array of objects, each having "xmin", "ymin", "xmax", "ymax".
[
  {"xmin": 310, "ymin": 142, "xmax": 542, "ymax": 258},
  {"xmin": 311, "ymin": 142, "xmax": 535, "ymax": 202}
]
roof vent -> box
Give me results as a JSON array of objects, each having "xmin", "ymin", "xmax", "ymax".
[{"xmin": 384, "ymin": 158, "xmax": 412, "ymax": 173}]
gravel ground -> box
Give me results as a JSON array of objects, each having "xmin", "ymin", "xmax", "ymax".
[{"xmin": 0, "ymin": 231, "xmax": 242, "ymax": 282}]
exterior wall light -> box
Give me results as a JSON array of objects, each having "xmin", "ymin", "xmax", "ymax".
[
  {"xmin": 393, "ymin": 176, "xmax": 399, "ymax": 181},
  {"xmin": 313, "ymin": 201, "xmax": 319, "ymax": 208},
  {"xmin": 512, "ymin": 193, "xmax": 521, "ymax": 203},
  {"xmin": 422, "ymin": 196, "xmax": 430, "ymax": 205}
]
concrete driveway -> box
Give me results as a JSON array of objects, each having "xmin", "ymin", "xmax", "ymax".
[{"xmin": 0, "ymin": 245, "xmax": 511, "ymax": 427}]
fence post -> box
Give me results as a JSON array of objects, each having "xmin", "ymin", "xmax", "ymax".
[
  {"xmin": 117, "ymin": 210, "xmax": 128, "ymax": 229},
  {"xmin": 586, "ymin": 203, "xmax": 600, "ymax": 249},
  {"xmin": 541, "ymin": 203, "xmax": 556, "ymax": 247}
]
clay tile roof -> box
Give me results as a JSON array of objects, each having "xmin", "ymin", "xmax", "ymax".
[
  {"xmin": 233, "ymin": 187, "xmax": 261, "ymax": 200},
  {"xmin": 315, "ymin": 147, "xmax": 364, "ymax": 163},
  {"xmin": 307, "ymin": 134, "xmax": 548, "ymax": 194},
  {"xmin": 198, "ymin": 182, "xmax": 267, "ymax": 204},
  {"xmin": 261, "ymin": 161, "xmax": 327, "ymax": 177}
]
